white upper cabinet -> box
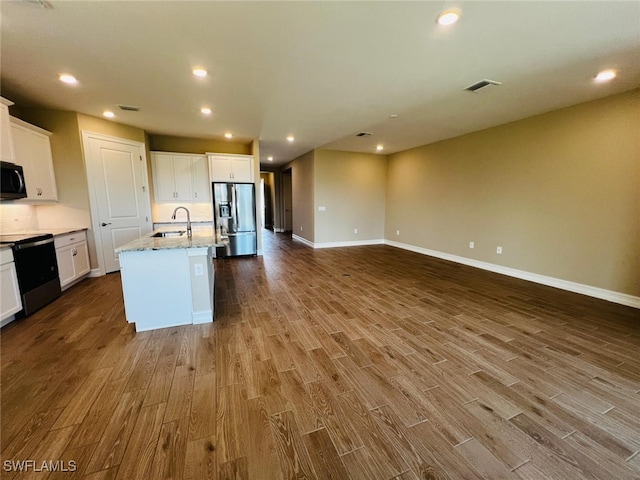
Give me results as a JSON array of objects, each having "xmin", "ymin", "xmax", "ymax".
[
  {"xmin": 0, "ymin": 98, "xmax": 16, "ymax": 163},
  {"xmin": 10, "ymin": 117, "xmax": 58, "ymax": 202},
  {"xmin": 208, "ymin": 154, "xmax": 254, "ymax": 183},
  {"xmin": 151, "ymin": 152, "xmax": 209, "ymax": 202},
  {"xmin": 191, "ymin": 155, "xmax": 211, "ymax": 202}
]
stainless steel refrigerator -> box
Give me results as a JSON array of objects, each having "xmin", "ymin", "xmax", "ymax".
[{"xmin": 213, "ymin": 182, "xmax": 257, "ymax": 257}]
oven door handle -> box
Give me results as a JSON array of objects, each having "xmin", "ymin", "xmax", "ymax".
[{"xmin": 15, "ymin": 238, "xmax": 55, "ymax": 250}]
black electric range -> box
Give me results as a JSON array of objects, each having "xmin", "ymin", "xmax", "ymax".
[{"xmin": 0, "ymin": 233, "xmax": 61, "ymax": 317}]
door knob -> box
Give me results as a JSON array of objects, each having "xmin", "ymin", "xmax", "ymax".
[{"xmin": 101, "ymin": 222, "xmax": 112, "ymax": 227}]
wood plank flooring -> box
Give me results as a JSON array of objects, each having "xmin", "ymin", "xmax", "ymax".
[{"xmin": 1, "ymin": 230, "xmax": 639, "ymax": 479}]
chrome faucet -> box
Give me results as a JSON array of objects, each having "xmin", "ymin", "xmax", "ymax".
[{"xmin": 171, "ymin": 206, "xmax": 192, "ymax": 237}]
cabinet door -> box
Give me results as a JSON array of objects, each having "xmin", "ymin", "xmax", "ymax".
[
  {"xmin": 209, "ymin": 156, "xmax": 234, "ymax": 182},
  {"xmin": 172, "ymin": 155, "xmax": 194, "ymax": 201},
  {"xmin": 30, "ymin": 130, "xmax": 58, "ymax": 200},
  {"xmin": 152, "ymin": 153, "xmax": 176, "ymax": 202},
  {"xmin": 56, "ymin": 244, "xmax": 76, "ymax": 287},
  {"xmin": 0, "ymin": 262, "xmax": 22, "ymax": 322},
  {"xmin": 11, "ymin": 122, "xmax": 57, "ymax": 201},
  {"xmin": 191, "ymin": 155, "xmax": 210, "ymax": 202},
  {"xmin": 0, "ymin": 102, "xmax": 15, "ymax": 163},
  {"xmin": 231, "ymin": 157, "xmax": 254, "ymax": 183},
  {"xmin": 72, "ymin": 241, "xmax": 91, "ymax": 279}
]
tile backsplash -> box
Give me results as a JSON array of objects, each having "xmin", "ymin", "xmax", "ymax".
[
  {"xmin": 0, "ymin": 204, "xmax": 39, "ymax": 233},
  {"xmin": 152, "ymin": 203, "xmax": 213, "ymax": 223}
]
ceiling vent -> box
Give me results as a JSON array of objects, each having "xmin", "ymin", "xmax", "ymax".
[
  {"xmin": 118, "ymin": 104, "xmax": 140, "ymax": 112},
  {"xmin": 355, "ymin": 132, "xmax": 372, "ymax": 137},
  {"xmin": 465, "ymin": 79, "xmax": 502, "ymax": 93}
]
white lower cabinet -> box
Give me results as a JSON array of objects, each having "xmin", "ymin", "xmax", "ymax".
[
  {"xmin": 54, "ymin": 231, "xmax": 90, "ymax": 290},
  {"xmin": 1, "ymin": 248, "xmax": 22, "ymax": 326}
]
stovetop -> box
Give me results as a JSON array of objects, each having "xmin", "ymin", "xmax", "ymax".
[{"xmin": 0, "ymin": 232, "xmax": 54, "ymax": 246}]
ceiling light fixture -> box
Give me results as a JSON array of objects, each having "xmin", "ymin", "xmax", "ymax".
[
  {"xmin": 192, "ymin": 68, "xmax": 208, "ymax": 77},
  {"xmin": 594, "ymin": 69, "xmax": 617, "ymax": 83},
  {"xmin": 59, "ymin": 73, "xmax": 78, "ymax": 85},
  {"xmin": 267, "ymin": 156, "xmax": 274, "ymax": 162},
  {"xmin": 436, "ymin": 8, "xmax": 461, "ymax": 26},
  {"xmin": 376, "ymin": 145, "xmax": 384, "ymax": 152},
  {"xmin": 286, "ymin": 135, "xmax": 295, "ymax": 142},
  {"xmin": 201, "ymin": 107, "xmax": 212, "ymax": 115},
  {"xmin": 103, "ymin": 111, "xmax": 115, "ymax": 118},
  {"xmin": 224, "ymin": 132, "xmax": 233, "ymax": 139}
]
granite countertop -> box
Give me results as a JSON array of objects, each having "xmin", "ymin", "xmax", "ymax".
[
  {"xmin": 46, "ymin": 227, "xmax": 89, "ymax": 236},
  {"xmin": 116, "ymin": 226, "xmax": 227, "ymax": 253},
  {"xmin": 0, "ymin": 227, "xmax": 88, "ymax": 237}
]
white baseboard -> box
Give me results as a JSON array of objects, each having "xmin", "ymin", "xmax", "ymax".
[
  {"xmin": 192, "ymin": 310, "xmax": 213, "ymax": 325},
  {"xmin": 292, "ymin": 234, "xmax": 314, "ymax": 247},
  {"xmin": 89, "ymin": 268, "xmax": 102, "ymax": 278},
  {"xmin": 385, "ymin": 240, "xmax": 640, "ymax": 309},
  {"xmin": 314, "ymin": 239, "xmax": 385, "ymax": 249}
]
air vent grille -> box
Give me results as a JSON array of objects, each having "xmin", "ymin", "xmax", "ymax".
[
  {"xmin": 118, "ymin": 104, "xmax": 140, "ymax": 112},
  {"xmin": 465, "ymin": 79, "xmax": 502, "ymax": 93}
]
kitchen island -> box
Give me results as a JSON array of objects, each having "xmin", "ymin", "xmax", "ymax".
[{"xmin": 116, "ymin": 227, "xmax": 225, "ymax": 332}]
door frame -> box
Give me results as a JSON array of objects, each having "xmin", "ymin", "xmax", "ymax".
[{"xmin": 81, "ymin": 131, "xmax": 152, "ymax": 276}]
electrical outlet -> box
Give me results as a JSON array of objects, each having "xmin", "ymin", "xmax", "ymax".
[
  {"xmin": 354, "ymin": 228, "xmax": 358, "ymax": 234},
  {"xmin": 496, "ymin": 246, "xmax": 502, "ymax": 254},
  {"xmin": 469, "ymin": 241, "xmax": 474, "ymax": 249},
  {"xmin": 194, "ymin": 264, "xmax": 204, "ymax": 276},
  {"xmin": 396, "ymin": 230, "xmax": 400, "ymax": 236},
  {"xmin": 300, "ymin": 226, "xmax": 303, "ymax": 232},
  {"xmin": 318, "ymin": 206, "xmax": 326, "ymax": 211}
]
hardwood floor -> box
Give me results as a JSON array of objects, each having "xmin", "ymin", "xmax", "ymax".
[{"xmin": 1, "ymin": 230, "xmax": 639, "ymax": 479}]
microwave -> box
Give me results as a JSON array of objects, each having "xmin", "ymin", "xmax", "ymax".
[{"xmin": 0, "ymin": 161, "xmax": 27, "ymax": 199}]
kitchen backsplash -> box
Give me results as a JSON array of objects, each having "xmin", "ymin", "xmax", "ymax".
[
  {"xmin": 0, "ymin": 204, "xmax": 39, "ymax": 233},
  {"xmin": 152, "ymin": 203, "xmax": 213, "ymax": 223}
]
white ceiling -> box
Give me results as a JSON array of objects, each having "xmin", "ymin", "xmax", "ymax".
[{"xmin": 1, "ymin": 1, "xmax": 639, "ymax": 167}]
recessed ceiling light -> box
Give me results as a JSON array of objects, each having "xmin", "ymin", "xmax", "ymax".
[
  {"xmin": 103, "ymin": 111, "xmax": 115, "ymax": 118},
  {"xmin": 594, "ymin": 69, "xmax": 617, "ymax": 83},
  {"xmin": 286, "ymin": 135, "xmax": 295, "ymax": 142},
  {"xmin": 59, "ymin": 73, "xmax": 78, "ymax": 85},
  {"xmin": 201, "ymin": 107, "xmax": 212, "ymax": 115},
  {"xmin": 389, "ymin": 114, "xmax": 399, "ymax": 119},
  {"xmin": 376, "ymin": 144, "xmax": 384, "ymax": 152},
  {"xmin": 267, "ymin": 156, "xmax": 273, "ymax": 162},
  {"xmin": 192, "ymin": 68, "xmax": 208, "ymax": 77},
  {"xmin": 224, "ymin": 132, "xmax": 233, "ymax": 139},
  {"xmin": 437, "ymin": 8, "xmax": 461, "ymax": 26}
]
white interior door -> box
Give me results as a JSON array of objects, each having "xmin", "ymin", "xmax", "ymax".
[{"xmin": 83, "ymin": 132, "xmax": 151, "ymax": 274}]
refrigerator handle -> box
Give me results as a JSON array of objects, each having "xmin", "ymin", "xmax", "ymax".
[{"xmin": 233, "ymin": 184, "xmax": 239, "ymax": 231}]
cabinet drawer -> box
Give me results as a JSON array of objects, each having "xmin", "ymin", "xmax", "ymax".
[{"xmin": 54, "ymin": 231, "xmax": 86, "ymax": 248}]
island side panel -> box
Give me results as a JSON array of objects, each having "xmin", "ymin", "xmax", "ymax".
[
  {"xmin": 187, "ymin": 247, "xmax": 214, "ymax": 324},
  {"xmin": 119, "ymin": 248, "xmax": 192, "ymax": 331}
]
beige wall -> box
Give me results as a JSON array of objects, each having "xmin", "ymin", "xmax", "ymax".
[
  {"xmin": 285, "ymin": 151, "xmax": 315, "ymax": 242},
  {"xmin": 386, "ymin": 89, "xmax": 640, "ymax": 296},
  {"xmin": 314, "ymin": 150, "xmax": 386, "ymax": 244},
  {"xmin": 149, "ymin": 134, "xmax": 251, "ymax": 155},
  {"xmin": 77, "ymin": 114, "xmax": 146, "ymax": 144}
]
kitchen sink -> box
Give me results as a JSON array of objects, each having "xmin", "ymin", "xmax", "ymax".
[{"xmin": 151, "ymin": 230, "xmax": 186, "ymax": 238}]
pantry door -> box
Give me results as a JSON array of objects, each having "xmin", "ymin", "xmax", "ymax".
[{"xmin": 82, "ymin": 132, "xmax": 152, "ymax": 274}]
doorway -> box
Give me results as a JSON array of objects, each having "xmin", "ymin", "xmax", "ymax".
[
  {"xmin": 282, "ymin": 168, "xmax": 293, "ymax": 233},
  {"xmin": 82, "ymin": 132, "xmax": 152, "ymax": 274}
]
